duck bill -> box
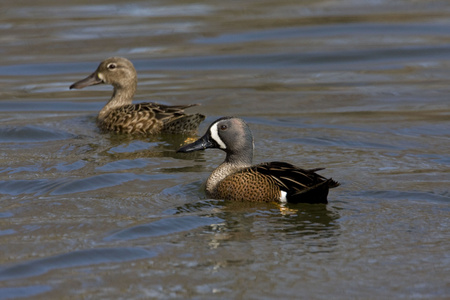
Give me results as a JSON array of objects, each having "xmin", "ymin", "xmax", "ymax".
[
  {"xmin": 177, "ymin": 134, "xmax": 215, "ymax": 153},
  {"xmin": 70, "ymin": 72, "xmax": 103, "ymax": 89}
]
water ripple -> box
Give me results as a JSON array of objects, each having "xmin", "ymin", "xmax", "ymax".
[
  {"xmin": 0, "ymin": 173, "xmax": 174, "ymax": 196},
  {"xmin": 3, "ymin": 44, "xmax": 450, "ymax": 76},
  {"xmin": 105, "ymin": 215, "xmax": 223, "ymax": 241},
  {"xmin": 0, "ymin": 126, "xmax": 74, "ymax": 143},
  {"xmin": 351, "ymin": 190, "xmax": 450, "ymax": 204},
  {"xmin": 0, "ymin": 285, "xmax": 52, "ymax": 300},
  {"xmin": 95, "ymin": 158, "xmax": 155, "ymax": 172},
  {"xmin": 194, "ymin": 23, "xmax": 450, "ymax": 44},
  {"xmin": 0, "ymin": 247, "xmax": 157, "ymax": 281}
]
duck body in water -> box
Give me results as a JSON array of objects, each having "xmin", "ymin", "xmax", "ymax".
[
  {"xmin": 178, "ymin": 117, "xmax": 339, "ymax": 204},
  {"xmin": 70, "ymin": 57, "xmax": 205, "ymax": 135}
]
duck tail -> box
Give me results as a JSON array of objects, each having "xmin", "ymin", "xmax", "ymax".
[
  {"xmin": 289, "ymin": 179, "xmax": 338, "ymax": 204},
  {"xmin": 327, "ymin": 178, "xmax": 340, "ymax": 188}
]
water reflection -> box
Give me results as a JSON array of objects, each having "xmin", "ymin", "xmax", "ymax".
[
  {"xmin": 168, "ymin": 199, "xmax": 340, "ymax": 253},
  {"xmin": 99, "ymin": 132, "xmax": 204, "ymax": 161},
  {"xmin": 105, "ymin": 215, "xmax": 224, "ymax": 241}
]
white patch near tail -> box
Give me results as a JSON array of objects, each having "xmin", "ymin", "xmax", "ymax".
[
  {"xmin": 280, "ymin": 191, "xmax": 288, "ymax": 203},
  {"xmin": 210, "ymin": 123, "xmax": 227, "ymax": 149}
]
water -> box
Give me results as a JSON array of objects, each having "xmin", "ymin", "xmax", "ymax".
[{"xmin": 0, "ymin": 0, "xmax": 449, "ymax": 299}]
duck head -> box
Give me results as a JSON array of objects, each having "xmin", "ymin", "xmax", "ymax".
[
  {"xmin": 70, "ymin": 57, "xmax": 137, "ymax": 91},
  {"xmin": 177, "ymin": 117, "xmax": 254, "ymax": 165}
]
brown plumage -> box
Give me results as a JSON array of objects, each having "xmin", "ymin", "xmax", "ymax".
[
  {"xmin": 70, "ymin": 57, "xmax": 205, "ymax": 135},
  {"xmin": 177, "ymin": 117, "xmax": 339, "ymax": 204},
  {"xmin": 99, "ymin": 102, "xmax": 204, "ymax": 135},
  {"xmin": 215, "ymin": 162, "xmax": 339, "ymax": 202}
]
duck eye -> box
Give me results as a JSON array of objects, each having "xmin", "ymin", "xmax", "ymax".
[
  {"xmin": 107, "ymin": 63, "xmax": 117, "ymax": 70},
  {"xmin": 219, "ymin": 124, "xmax": 228, "ymax": 131}
]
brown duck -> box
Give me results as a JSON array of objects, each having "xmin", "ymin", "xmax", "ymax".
[
  {"xmin": 70, "ymin": 57, "xmax": 205, "ymax": 134},
  {"xmin": 177, "ymin": 117, "xmax": 339, "ymax": 203}
]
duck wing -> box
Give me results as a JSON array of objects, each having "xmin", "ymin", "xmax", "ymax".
[
  {"xmin": 253, "ymin": 161, "xmax": 339, "ymax": 204},
  {"xmin": 99, "ymin": 103, "xmax": 205, "ymax": 134}
]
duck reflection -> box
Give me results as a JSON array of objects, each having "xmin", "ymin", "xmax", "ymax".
[
  {"xmin": 172, "ymin": 199, "xmax": 340, "ymax": 252},
  {"xmin": 96, "ymin": 132, "xmax": 204, "ymax": 161}
]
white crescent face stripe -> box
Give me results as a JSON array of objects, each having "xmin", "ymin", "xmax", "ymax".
[{"xmin": 210, "ymin": 123, "xmax": 227, "ymax": 150}]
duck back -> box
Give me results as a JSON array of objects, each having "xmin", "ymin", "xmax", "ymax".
[{"xmin": 98, "ymin": 103, "xmax": 205, "ymax": 135}]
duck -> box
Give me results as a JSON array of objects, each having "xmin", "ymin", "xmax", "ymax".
[
  {"xmin": 70, "ymin": 57, "xmax": 205, "ymax": 135},
  {"xmin": 177, "ymin": 117, "xmax": 339, "ymax": 203}
]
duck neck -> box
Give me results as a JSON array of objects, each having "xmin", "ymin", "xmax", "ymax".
[
  {"xmin": 206, "ymin": 149, "xmax": 253, "ymax": 196},
  {"xmin": 98, "ymin": 83, "xmax": 136, "ymax": 121}
]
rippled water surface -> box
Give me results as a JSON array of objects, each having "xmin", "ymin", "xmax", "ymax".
[{"xmin": 1, "ymin": 0, "xmax": 449, "ymax": 299}]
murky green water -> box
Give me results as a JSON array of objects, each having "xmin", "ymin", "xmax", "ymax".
[{"xmin": 0, "ymin": 0, "xmax": 449, "ymax": 299}]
